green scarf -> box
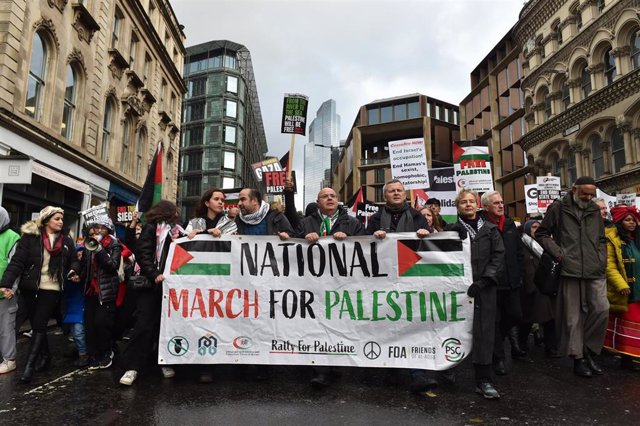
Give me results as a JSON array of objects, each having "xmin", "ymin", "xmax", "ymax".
[{"xmin": 319, "ymin": 211, "xmax": 340, "ymax": 236}]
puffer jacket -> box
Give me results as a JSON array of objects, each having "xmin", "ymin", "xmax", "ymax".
[
  {"xmin": 296, "ymin": 209, "xmax": 365, "ymax": 238},
  {"xmin": 80, "ymin": 235, "xmax": 122, "ymax": 303},
  {"xmin": 0, "ymin": 220, "xmax": 78, "ymax": 292},
  {"xmin": 605, "ymin": 227, "xmax": 631, "ymax": 313},
  {"xmin": 536, "ymin": 193, "xmax": 606, "ymax": 279}
]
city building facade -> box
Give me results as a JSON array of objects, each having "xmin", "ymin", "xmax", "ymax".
[
  {"xmin": 303, "ymin": 99, "xmax": 341, "ymax": 208},
  {"xmin": 514, "ymin": 0, "xmax": 640, "ymax": 194},
  {"xmin": 0, "ymin": 0, "xmax": 185, "ymax": 233},
  {"xmin": 333, "ymin": 94, "xmax": 460, "ymax": 204},
  {"xmin": 179, "ymin": 40, "xmax": 267, "ymax": 220},
  {"xmin": 460, "ymin": 31, "xmax": 529, "ymax": 219}
]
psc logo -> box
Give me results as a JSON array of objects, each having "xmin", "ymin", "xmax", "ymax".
[
  {"xmin": 198, "ymin": 334, "xmax": 218, "ymax": 356},
  {"xmin": 442, "ymin": 338, "xmax": 465, "ymax": 362}
]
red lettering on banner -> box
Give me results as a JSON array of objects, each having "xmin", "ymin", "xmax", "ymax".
[
  {"xmin": 168, "ymin": 288, "xmax": 259, "ymax": 318},
  {"xmin": 227, "ymin": 288, "xmax": 242, "ymax": 318},
  {"xmin": 191, "ymin": 288, "xmax": 207, "ymax": 317},
  {"xmin": 168, "ymin": 288, "xmax": 189, "ymax": 317},
  {"xmin": 208, "ymin": 289, "xmax": 225, "ymax": 317}
]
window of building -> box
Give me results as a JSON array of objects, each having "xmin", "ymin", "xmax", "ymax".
[
  {"xmin": 61, "ymin": 65, "xmax": 77, "ymax": 139},
  {"xmin": 375, "ymin": 168, "xmax": 385, "ymax": 183},
  {"xmin": 189, "ymin": 78, "xmax": 206, "ymax": 98},
  {"xmin": 224, "ymin": 54, "xmax": 236, "ymax": 69},
  {"xmin": 550, "ymin": 152, "xmax": 560, "ymax": 176},
  {"xmin": 26, "ymin": 32, "xmax": 47, "ymax": 119},
  {"xmin": 224, "ymin": 125, "xmax": 236, "ymax": 144},
  {"xmin": 226, "ymin": 75, "xmax": 238, "ymax": 93},
  {"xmin": 444, "ymin": 108, "xmax": 450, "ymax": 123},
  {"xmin": 374, "ymin": 186, "xmax": 383, "ymax": 203},
  {"xmin": 576, "ymin": 10, "xmax": 583, "ymax": 30},
  {"xmin": 381, "ymin": 105, "xmax": 392, "ymax": 123},
  {"xmin": 368, "ymin": 108, "xmax": 379, "ymax": 125},
  {"xmin": 160, "ymin": 78, "xmax": 167, "ymax": 110},
  {"xmin": 604, "ymin": 48, "xmax": 616, "ymax": 86},
  {"xmin": 136, "ymin": 129, "xmax": 146, "ymax": 181},
  {"xmin": 393, "ymin": 103, "xmax": 406, "ymax": 121},
  {"xmin": 555, "ymin": 22, "xmax": 563, "ymax": 45},
  {"xmin": 540, "ymin": 88, "xmax": 551, "ymax": 121},
  {"xmin": 129, "ymin": 32, "xmax": 138, "ymax": 70},
  {"xmin": 183, "ymin": 125, "xmax": 203, "ymax": 147},
  {"xmin": 223, "ymin": 151, "xmax": 235, "ymax": 170},
  {"xmin": 112, "ymin": 7, "xmax": 123, "ymax": 49},
  {"xmin": 143, "ymin": 53, "xmax": 151, "ymax": 82},
  {"xmin": 184, "ymin": 151, "xmax": 202, "ymax": 171},
  {"xmin": 435, "ymin": 106, "xmax": 440, "ymax": 120},
  {"xmin": 590, "ymin": 134, "xmax": 604, "ymax": 178},
  {"xmin": 184, "ymin": 176, "xmax": 201, "ymax": 197},
  {"xmin": 222, "ymin": 177, "xmax": 235, "ymax": 189},
  {"xmin": 567, "ymin": 149, "xmax": 577, "ymax": 184},
  {"xmin": 597, "ymin": 0, "xmax": 605, "ymax": 14},
  {"xmin": 611, "ymin": 127, "xmax": 625, "ymax": 173},
  {"xmin": 426, "ymin": 102, "xmax": 432, "ymax": 118},
  {"xmin": 538, "ymin": 38, "xmax": 545, "ymax": 59},
  {"xmin": 121, "ymin": 119, "xmax": 131, "ymax": 173},
  {"xmin": 170, "ymin": 93, "xmax": 176, "ymax": 117},
  {"xmin": 208, "ymin": 54, "xmax": 222, "ymax": 69},
  {"xmin": 632, "ymin": 32, "xmax": 640, "ymax": 70},
  {"xmin": 561, "ymin": 79, "xmax": 570, "ymax": 111},
  {"xmin": 101, "ymin": 98, "xmax": 115, "ymax": 161},
  {"xmin": 225, "ymin": 100, "xmax": 237, "ymax": 118},
  {"xmin": 187, "ymin": 101, "xmax": 205, "ymax": 121},
  {"xmin": 581, "ymin": 65, "xmax": 591, "ymax": 99}
]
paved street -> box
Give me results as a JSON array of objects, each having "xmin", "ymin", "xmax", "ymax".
[{"xmin": 0, "ymin": 331, "xmax": 638, "ymax": 425}]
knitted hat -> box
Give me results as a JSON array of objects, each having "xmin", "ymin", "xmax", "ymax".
[
  {"xmin": 610, "ymin": 205, "xmax": 640, "ymax": 224},
  {"xmin": 92, "ymin": 216, "xmax": 115, "ymax": 233},
  {"xmin": 36, "ymin": 206, "xmax": 64, "ymax": 227}
]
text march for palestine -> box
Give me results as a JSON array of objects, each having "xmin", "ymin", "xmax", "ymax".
[{"xmin": 159, "ymin": 233, "xmax": 474, "ymax": 370}]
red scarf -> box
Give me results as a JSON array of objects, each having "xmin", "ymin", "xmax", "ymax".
[
  {"xmin": 486, "ymin": 213, "xmax": 505, "ymax": 232},
  {"xmin": 42, "ymin": 232, "xmax": 64, "ymax": 255}
]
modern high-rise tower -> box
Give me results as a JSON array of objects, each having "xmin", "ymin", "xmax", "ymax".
[{"xmin": 303, "ymin": 99, "xmax": 341, "ymax": 208}]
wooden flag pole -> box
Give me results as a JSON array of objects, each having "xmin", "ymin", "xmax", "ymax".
[
  {"xmin": 287, "ymin": 133, "xmax": 296, "ymax": 180},
  {"xmin": 410, "ymin": 189, "xmax": 415, "ymax": 208}
]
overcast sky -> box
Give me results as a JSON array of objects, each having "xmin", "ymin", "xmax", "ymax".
[{"xmin": 171, "ymin": 0, "xmax": 524, "ymax": 203}]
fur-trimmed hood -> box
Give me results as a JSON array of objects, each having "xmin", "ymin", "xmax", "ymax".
[{"xmin": 20, "ymin": 220, "xmax": 41, "ymax": 237}]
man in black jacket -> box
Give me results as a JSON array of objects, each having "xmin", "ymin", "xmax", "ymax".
[
  {"xmin": 236, "ymin": 188, "xmax": 293, "ymax": 238},
  {"xmin": 480, "ymin": 191, "xmax": 527, "ymax": 376}
]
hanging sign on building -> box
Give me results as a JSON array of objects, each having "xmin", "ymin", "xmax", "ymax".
[
  {"xmin": 536, "ymin": 176, "xmax": 561, "ymax": 214},
  {"xmin": 281, "ymin": 94, "xmax": 309, "ymax": 136},
  {"xmin": 452, "ymin": 142, "xmax": 494, "ymax": 193},
  {"xmin": 524, "ymin": 184, "xmax": 539, "ymax": 215},
  {"xmin": 388, "ymin": 138, "xmax": 430, "ymax": 190}
]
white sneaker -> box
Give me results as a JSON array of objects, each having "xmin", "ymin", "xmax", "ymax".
[
  {"xmin": 119, "ymin": 370, "xmax": 138, "ymax": 386},
  {"xmin": 161, "ymin": 366, "xmax": 175, "ymax": 379},
  {"xmin": 0, "ymin": 360, "xmax": 16, "ymax": 374}
]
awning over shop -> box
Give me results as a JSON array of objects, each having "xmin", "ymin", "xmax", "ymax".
[{"xmin": 109, "ymin": 181, "xmax": 139, "ymax": 205}]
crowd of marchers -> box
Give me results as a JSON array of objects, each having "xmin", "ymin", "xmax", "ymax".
[{"xmin": 0, "ymin": 175, "xmax": 638, "ymax": 399}]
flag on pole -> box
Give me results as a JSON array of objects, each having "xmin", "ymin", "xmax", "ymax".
[
  {"xmin": 345, "ymin": 187, "xmax": 364, "ymax": 217},
  {"xmin": 137, "ymin": 143, "xmax": 163, "ymax": 213},
  {"xmin": 413, "ymin": 188, "xmax": 429, "ymax": 209}
]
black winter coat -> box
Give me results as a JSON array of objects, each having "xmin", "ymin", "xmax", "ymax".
[
  {"xmin": 80, "ymin": 236, "xmax": 122, "ymax": 303},
  {"xmin": 136, "ymin": 223, "xmax": 172, "ymax": 287},
  {"xmin": 235, "ymin": 210, "xmax": 294, "ymax": 236},
  {"xmin": 366, "ymin": 205, "xmax": 429, "ymax": 234},
  {"xmin": 481, "ymin": 213, "xmax": 523, "ymax": 290},
  {"xmin": 296, "ymin": 210, "xmax": 365, "ymax": 238},
  {"xmin": 0, "ymin": 221, "xmax": 79, "ymax": 292}
]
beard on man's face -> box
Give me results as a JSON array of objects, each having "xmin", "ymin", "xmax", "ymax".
[{"xmin": 573, "ymin": 193, "xmax": 590, "ymax": 209}]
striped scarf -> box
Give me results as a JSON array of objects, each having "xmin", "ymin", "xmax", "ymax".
[{"xmin": 319, "ymin": 211, "xmax": 340, "ymax": 236}]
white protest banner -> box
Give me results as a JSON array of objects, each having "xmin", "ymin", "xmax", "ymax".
[
  {"xmin": 616, "ymin": 192, "xmax": 636, "ymax": 206},
  {"xmin": 524, "ymin": 184, "xmax": 539, "ymax": 214},
  {"xmin": 80, "ymin": 203, "xmax": 109, "ymax": 227},
  {"xmin": 596, "ymin": 189, "xmax": 616, "ymax": 211},
  {"xmin": 536, "ymin": 176, "xmax": 561, "ymax": 213},
  {"xmin": 426, "ymin": 167, "xmax": 458, "ymax": 223},
  {"xmin": 159, "ymin": 233, "xmax": 473, "ymax": 370},
  {"xmin": 388, "ymin": 138, "xmax": 430, "ymax": 190},
  {"xmin": 452, "ymin": 143, "xmax": 493, "ymax": 192}
]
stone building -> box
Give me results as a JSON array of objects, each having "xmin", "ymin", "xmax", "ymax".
[
  {"xmin": 514, "ymin": 0, "xmax": 640, "ymax": 194},
  {"xmin": 0, "ymin": 0, "xmax": 185, "ymax": 233}
]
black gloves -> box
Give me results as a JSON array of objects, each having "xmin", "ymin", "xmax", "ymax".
[
  {"xmin": 467, "ymin": 279, "xmax": 488, "ymax": 298},
  {"xmin": 448, "ymin": 222, "xmax": 468, "ymax": 240}
]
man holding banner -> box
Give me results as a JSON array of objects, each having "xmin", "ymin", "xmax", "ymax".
[{"xmin": 236, "ymin": 188, "xmax": 293, "ymax": 239}]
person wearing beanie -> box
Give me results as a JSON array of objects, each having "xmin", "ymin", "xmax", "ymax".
[
  {"xmin": 0, "ymin": 206, "xmax": 80, "ymax": 383},
  {"xmin": 603, "ymin": 205, "xmax": 640, "ymax": 370},
  {"xmin": 0, "ymin": 207, "xmax": 20, "ymax": 374},
  {"xmin": 536, "ymin": 177, "xmax": 609, "ymax": 378}
]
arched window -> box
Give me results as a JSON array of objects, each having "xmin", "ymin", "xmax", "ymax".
[
  {"xmin": 25, "ymin": 32, "xmax": 47, "ymax": 119},
  {"xmin": 101, "ymin": 98, "xmax": 115, "ymax": 161},
  {"xmin": 61, "ymin": 65, "xmax": 77, "ymax": 139},
  {"xmin": 136, "ymin": 129, "xmax": 146, "ymax": 181},
  {"xmin": 604, "ymin": 48, "xmax": 616, "ymax": 86},
  {"xmin": 561, "ymin": 79, "xmax": 570, "ymax": 111},
  {"xmin": 590, "ymin": 134, "xmax": 604, "ymax": 178},
  {"xmin": 631, "ymin": 32, "xmax": 640, "ymax": 70},
  {"xmin": 120, "ymin": 119, "xmax": 132, "ymax": 173},
  {"xmin": 611, "ymin": 127, "xmax": 625, "ymax": 173},
  {"xmin": 567, "ymin": 149, "xmax": 577, "ymax": 184},
  {"xmin": 550, "ymin": 152, "xmax": 560, "ymax": 176},
  {"xmin": 581, "ymin": 65, "xmax": 591, "ymax": 99},
  {"xmin": 539, "ymin": 87, "xmax": 551, "ymax": 121}
]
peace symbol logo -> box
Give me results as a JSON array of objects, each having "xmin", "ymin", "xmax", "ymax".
[{"xmin": 363, "ymin": 341, "xmax": 381, "ymax": 360}]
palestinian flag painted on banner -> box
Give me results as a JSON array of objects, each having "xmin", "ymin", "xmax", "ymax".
[
  {"xmin": 170, "ymin": 240, "xmax": 232, "ymax": 276},
  {"xmin": 136, "ymin": 143, "xmax": 162, "ymax": 213},
  {"xmin": 397, "ymin": 238, "xmax": 464, "ymax": 277}
]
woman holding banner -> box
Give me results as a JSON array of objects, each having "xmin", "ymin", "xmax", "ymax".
[
  {"xmin": 185, "ymin": 188, "xmax": 237, "ymax": 239},
  {"xmin": 0, "ymin": 206, "xmax": 79, "ymax": 383},
  {"xmin": 118, "ymin": 200, "xmax": 183, "ymax": 386}
]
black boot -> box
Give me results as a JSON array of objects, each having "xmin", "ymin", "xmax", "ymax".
[
  {"xmin": 573, "ymin": 357, "xmax": 593, "ymax": 378},
  {"xmin": 583, "ymin": 347, "xmax": 604, "ymax": 375},
  {"xmin": 509, "ymin": 327, "xmax": 532, "ymax": 362},
  {"xmin": 35, "ymin": 334, "xmax": 51, "ymax": 372},
  {"xmin": 20, "ymin": 332, "xmax": 46, "ymax": 383}
]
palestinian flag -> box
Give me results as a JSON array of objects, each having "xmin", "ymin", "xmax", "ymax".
[
  {"xmin": 397, "ymin": 237, "xmax": 464, "ymax": 277},
  {"xmin": 170, "ymin": 240, "xmax": 232, "ymax": 276},
  {"xmin": 345, "ymin": 187, "xmax": 363, "ymax": 218},
  {"xmin": 453, "ymin": 143, "xmax": 489, "ymax": 163},
  {"xmin": 413, "ymin": 188, "xmax": 429, "ymax": 209},
  {"xmin": 137, "ymin": 143, "xmax": 162, "ymax": 213}
]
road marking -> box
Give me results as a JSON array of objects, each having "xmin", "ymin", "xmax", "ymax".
[{"xmin": 24, "ymin": 369, "xmax": 88, "ymax": 396}]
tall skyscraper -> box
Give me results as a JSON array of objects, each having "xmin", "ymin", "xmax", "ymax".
[
  {"xmin": 180, "ymin": 40, "xmax": 268, "ymax": 220},
  {"xmin": 303, "ymin": 99, "xmax": 341, "ymax": 208}
]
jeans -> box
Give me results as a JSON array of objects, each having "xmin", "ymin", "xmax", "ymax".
[{"xmin": 70, "ymin": 323, "xmax": 87, "ymax": 355}]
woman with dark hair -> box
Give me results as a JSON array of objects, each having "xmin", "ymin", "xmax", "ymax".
[
  {"xmin": 118, "ymin": 200, "xmax": 183, "ymax": 386},
  {"xmin": 604, "ymin": 205, "xmax": 640, "ymax": 370},
  {"xmin": 0, "ymin": 206, "xmax": 79, "ymax": 383},
  {"xmin": 185, "ymin": 188, "xmax": 237, "ymax": 239}
]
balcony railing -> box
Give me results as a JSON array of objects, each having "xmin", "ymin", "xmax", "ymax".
[{"xmin": 360, "ymin": 157, "xmax": 390, "ymax": 166}]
